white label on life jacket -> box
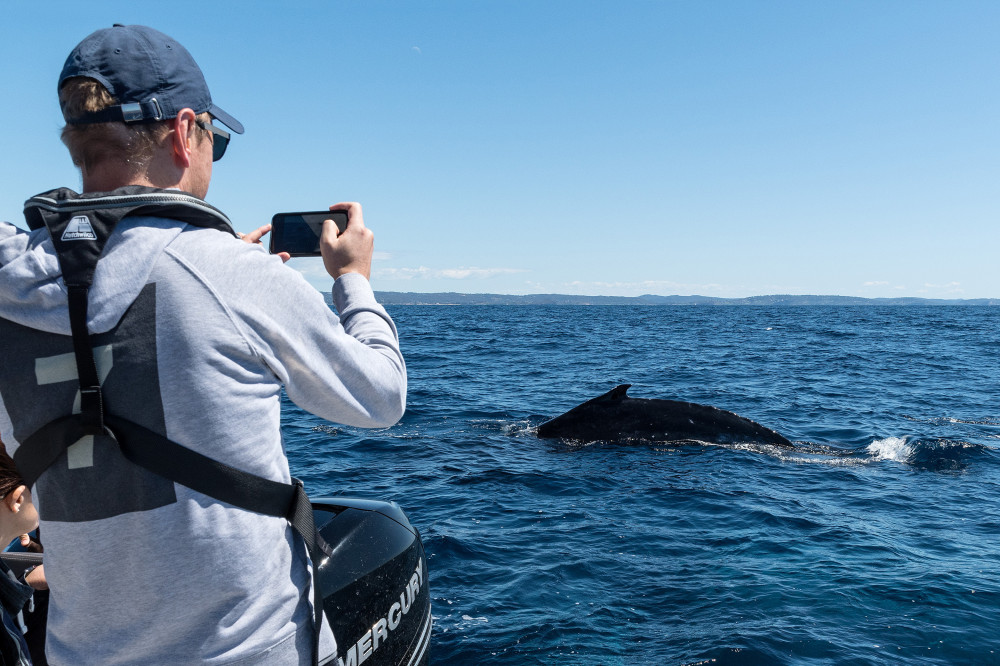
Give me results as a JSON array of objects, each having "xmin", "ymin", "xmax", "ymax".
[{"xmin": 61, "ymin": 215, "xmax": 97, "ymax": 241}]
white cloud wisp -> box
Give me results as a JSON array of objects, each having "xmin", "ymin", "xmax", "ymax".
[{"xmin": 375, "ymin": 266, "xmax": 528, "ymax": 280}]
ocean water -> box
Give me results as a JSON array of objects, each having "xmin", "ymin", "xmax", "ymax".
[{"xmin": 283, "ymin": 305, "xmax": 1000, "ymax": 665}]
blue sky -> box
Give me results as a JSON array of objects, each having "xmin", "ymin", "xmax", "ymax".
[{"xmin": 2, "ymin": 1, "xmax": 999, "ymax": 298}]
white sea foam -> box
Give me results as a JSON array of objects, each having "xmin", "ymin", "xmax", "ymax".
[{"xmin": 866, "ymin": 436, "xmax": 914, "ymax": 463}]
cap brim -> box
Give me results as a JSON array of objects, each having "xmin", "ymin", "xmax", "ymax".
[{"xmin": 209, "ymin": 104, "xmax": 244, "ymax": 135}]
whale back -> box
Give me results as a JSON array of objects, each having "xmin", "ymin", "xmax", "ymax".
[{"xmin": 536, "ymin": 385, "xmax": 792, "ymax": 447}]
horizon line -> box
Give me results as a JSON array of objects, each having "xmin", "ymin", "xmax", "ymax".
[{"xmin": 371, "ymin": 291, "xmax": 1000, "ymax": 304}]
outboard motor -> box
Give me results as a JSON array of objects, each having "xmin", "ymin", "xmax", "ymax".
[
  {"xmin": 314, "ymin": 498, "xmax": 431, "ymax": 666},
  {"xmin": 1, "ymin": 498, "xmax": 431, "ymax": 666}
]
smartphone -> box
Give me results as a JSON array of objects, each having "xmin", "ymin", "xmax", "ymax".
[{"xmin": 269, "ymin": 210, "xmax": 349, "ymax": 257}]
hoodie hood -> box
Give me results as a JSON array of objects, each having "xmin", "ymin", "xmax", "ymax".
[{"xmin": 0, "ymin": 187, "xmax": 236, "ymax": 335}]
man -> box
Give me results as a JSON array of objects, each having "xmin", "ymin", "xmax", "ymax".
[{"xmin": 0, "ymin": 24, "xmax": 406, "ymax": 665}]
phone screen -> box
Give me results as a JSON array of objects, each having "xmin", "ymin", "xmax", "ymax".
[{"xmin": 269, "ymin": 211, "xmax": 348, "ymax": 257}]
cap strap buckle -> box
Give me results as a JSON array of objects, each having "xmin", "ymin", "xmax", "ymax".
[
  {"xmin": 70, "ymin": 98, "xmax": 164, "ymax": 125},
  {"xmin": 121, "ymin": 99, "xmax": 163, "ymax": 123}
]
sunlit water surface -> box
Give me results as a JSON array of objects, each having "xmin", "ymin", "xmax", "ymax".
[{"xmin": 284, "ymin": 305, "xmax": 1000, "ymax": 665}]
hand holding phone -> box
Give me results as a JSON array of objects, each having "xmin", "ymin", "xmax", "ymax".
[
  {"xmin": 270, "ymin": 204, "xmax": 373, "ymax": 280},
  {"xmin": 320, "ymin": 202, "xmax": 373, "ymax": 280},
  {"xmin": 269, "ymin": 211, "xmax": 349, "ymax": 257}
]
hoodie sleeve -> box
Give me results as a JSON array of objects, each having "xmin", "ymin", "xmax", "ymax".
[{"xmin": 167, "ymin": 229, "xmax": 406, "ymax": 429}]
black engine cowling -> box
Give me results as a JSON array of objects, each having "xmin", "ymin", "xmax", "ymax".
[{"xmin": 313, "ymin": 498, "xmax": 431, "ymax": 666}]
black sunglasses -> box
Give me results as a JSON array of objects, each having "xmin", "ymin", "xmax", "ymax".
[{"xmin": 195, "ymin": 119, "xmax": 230, "ymax": 162}]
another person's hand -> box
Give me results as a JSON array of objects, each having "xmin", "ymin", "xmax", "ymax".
[
  {"xmin": 240, "ymin": 224, "xmax": 290, "ymax": 262},
  {"xmin": 24, "ymin": 564, "xmax": 46, "ymax": 591},
  {"xmin": 320, "ymin": 202, "xmax": 373, "ymax": 280},
  {"xmin": 18, "ymin": 533, "xmax": 42, "ymax": 553}
]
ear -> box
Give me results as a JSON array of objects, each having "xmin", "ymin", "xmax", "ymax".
[
  {"xmin": 170, "ymin": 108, "xmax": 198, "ymax": 169},
  {"xmin": 5, "ymin": 485, "xmax": 25, "ymax": 513}
]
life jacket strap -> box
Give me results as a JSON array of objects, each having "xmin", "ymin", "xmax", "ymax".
[{"xmin": 67, "ymin": 285, "xmax": 106, "ymax": 436}]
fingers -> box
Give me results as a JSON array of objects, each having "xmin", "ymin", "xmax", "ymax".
[
  {"xmin": 19, "ymin": 534, "xmax": 43, "ymax": 553},
  {"xmin": 320, "ymin": 217, "xmax": 342, "ymax": 243},
  {"xmin": 320, "ymin": 202, "xmax": 374, "ymax": 280},
  {"xmin": 329, "ymin": 202, "xmax": 364, "ymax": 230},
  {"xmin": 241, "ymin": 224, "xmax": 271, "ymax": 245}
]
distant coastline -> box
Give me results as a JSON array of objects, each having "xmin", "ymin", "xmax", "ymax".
[{"xmin": 375, "ymin": 292, "xmax": 1000, "ymax": 306}]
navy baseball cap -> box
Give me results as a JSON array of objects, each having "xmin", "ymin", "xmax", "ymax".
[{"xmin": 59, "ymin": 24, "xmax": 244, "ymax": 134}]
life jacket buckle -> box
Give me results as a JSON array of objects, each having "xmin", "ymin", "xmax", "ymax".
[{"xmin": 78, "ymin": 387, "xmax": 105, "ymax": 435}]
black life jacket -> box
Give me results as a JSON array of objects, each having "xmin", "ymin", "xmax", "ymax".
[{"xmin": 13, "ymin": 186, "xmax": 327, "ymax": 665}]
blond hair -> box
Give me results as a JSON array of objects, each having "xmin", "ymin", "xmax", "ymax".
[{"xmin": 59, "ymin": 77, "xmax": 208, "ymax": 176}]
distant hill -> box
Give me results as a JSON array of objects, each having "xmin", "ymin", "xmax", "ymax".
[{"xmin": 374, "ymin": 292, "xmax": 1000, "ymax": 306}]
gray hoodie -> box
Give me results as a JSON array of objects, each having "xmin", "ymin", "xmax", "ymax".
[{"xmin": 0, "ymin": 211, "xmax": 406, "ymax": 665}]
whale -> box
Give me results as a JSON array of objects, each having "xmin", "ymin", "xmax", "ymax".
[{"xmin": 536, "ymin": 384, "xmax": 794, "ymax": 447}]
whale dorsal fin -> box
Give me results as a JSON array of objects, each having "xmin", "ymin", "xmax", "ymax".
[{"xmin": 605, "ymin": 384, "xmax": 631, "ymax": 401}]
